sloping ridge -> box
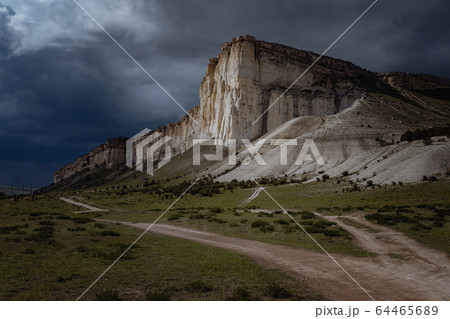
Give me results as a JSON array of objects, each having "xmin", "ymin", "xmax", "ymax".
[{"xmin": 51, "ymin": 36, "xmax": 450, "ymax": 187}]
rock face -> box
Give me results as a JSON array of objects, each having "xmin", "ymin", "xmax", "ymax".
[
  {"xmin": 378, "ymin": 72, "xmax": 450, "ymax": 91},
  {"xmin": 54, "ymin": 137, "xmax": 127, "ymax": 183},
  {"xmin": 144, "ymin": 35, "xmax": 383, "ymax": 159},
  {"xmin": 54, "ymin": 36, "xmax": 450, "ymax": 184}
]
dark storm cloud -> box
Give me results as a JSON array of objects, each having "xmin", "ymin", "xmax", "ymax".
[{"xmin": 0, "ymin": 0, "xmax": 449, "ymax": 186}]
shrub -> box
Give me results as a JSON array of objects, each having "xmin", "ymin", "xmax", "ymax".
[
  {"xmin": 210, "ymin": 207, "xmax": 224, "ymax": 213},
  {"xmin": 100, "ymin": 230, "xmax": 120, "ymax": 237},
  {"xmin": 274, "ymin": 219, "xmax": 289, "ymax": 225},
  {"xmin": 94, "ymin": 223, "xmax": 106, "ymax": 229},
  {"xmin": 25, "ymin": 226, "xmax": 55, "ymax": 244},
  {"xmin": 207, "ymin": 217, "xmax": 227, "ymax": 224},
  {"xmin": 184, "ymin": 281, "xmax": 212, "ymax": 293},
  {"xmin": 29, "ymin": 212, "xmax": 45, "ymax": 217},
  {"xmin": 0, "ymin": 225, "xmax": 21, "ymax": 234},
  {"xmin": 260, "ymin": 225, "xmax": 275, "ymax": 233},
  {"xmin": 251, "ymin": 220, "xmax": 269, "ymax": 228},
  {"xmin": 366, "ymin": 213, "xmax": 415, "ymax": 226},
  {"xmin": 68, "ymin": 226, "xmax": 86, "ymax": 232},
  {"xmin": 227, "ymin": 287, "xmax": 252, "ymax": 301},
  {"xmin": 23, "ymin": 248, "xmax": 35, "ymax": 254},
  {"xmin": 240, "ymin": 219, "xmax": 248, "ymax": 224},
  {"xmin": 95, "ymin": 290, "xmax": 122, "ymax": 301},
  {"xmin": 432, "ymin": 221, "xmax": 444, "ymax": 228},
  {"xmin": 410, "ymin": 223, "xmax": 432, "ymax": 231},
  {"xmin": 265, "ymin": 284, "xmax": 292, "ymax": 299},
  {"xmin": 423, "ymin": 137, "xmax": 432, "ymax": 145},
  {"xmin": 39, "ymin": 221, "xmax": 55, "ymax": 226},
  {"xmin": 322, "ymin": 229, "xmax": 342, "ymax": 237},
  {"xmin": 56, "ymin": 214, "xmax": 71, "ymax": 220},
  {"xmin": 189, "ymin": 213, "xmax": 205, "ymax": 220},
  {"xmin": 400, "ymin": 126, "xmax": 450, "ymax": 142},
  {"xmin": 167, "ymin": 213, "xmax": 183, "ymax": 221},
  {"xmin": 71, "ymin": 217, "xmax": 93, "ymax": 224},
  {"xmin": 298, "ymin": 212, "xmax": 314, "ymax": 220},
  {"xmin": 56, "ymin": 276, "xmax": 67, "ymax": 283},
  {"xmin": 76, "ymin": 246, "xmax": 87, "ymax": 253}
]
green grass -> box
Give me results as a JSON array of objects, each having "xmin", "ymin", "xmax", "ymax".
[
  {"xmin": 68, "ymin": 178, "xmax": 449, "ymax": 256},
  {"xmin": 338, "ymin": 217, "xmax": 379, "ymax": 233},
  {"xmin": 0, "ymin": 196, "xmax": 323, "ymax": 300},
  {"xmin": 2, "ymin": 178, "xmax": 448, "ymax": 300},
  {"xmin": 365, "ymin": 205, "xmax": 450, "ymax": 254}
]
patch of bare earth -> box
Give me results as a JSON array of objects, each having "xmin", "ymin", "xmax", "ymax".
[{"xmin": 98, "ymin": 217, "xmax": 450, "ymax": 301}]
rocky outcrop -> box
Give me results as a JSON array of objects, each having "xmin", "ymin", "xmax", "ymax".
[
  {"xmin": 54, "ymin": 36, "xmax": 450, "ymax": 184},
  {"xmin": 378, "ymin": 72, "xmax": 450, "ymax": 91},
  {"xmin": 143, "ymin": 35, "xmax": 384, "ymax": 163},
  {"xmin": 54, "ymin": 137, "xmax": 127, "ymax": 183}
]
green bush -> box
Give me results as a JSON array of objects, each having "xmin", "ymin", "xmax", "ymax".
[
  {"xmin": 39, "ymin": 221, "xmax": 55, "ymax": 226},
  {"xmin": 56, "ymin": 276, "xmax": 67, "ymax": 283},
  {"xmin": 100, "ymin": 230, "xmax": 120, "ymax": 237},
  {"xmin": 68, "ymin": 226, "xmax": 86, "ymax": 232},
  {"xmin": 260, "ymin": 225, "xmax": 275, "ymax": 233},
  {"xmin": 366, "ymin": 213, "xmax": 415, "ymax": 226},
  {"xmin": 432, "ymin": 221, "xmax": 444, "ymax": 228},
  {"xmin": 0, "ymin": 225, "xmax": 21, "ymax": 234},
  {"xmin": 94, "ymin": 223, "xmax": 106, "ymax": 229},
  {"xmin": 300, "ymin": 211, "xmax": 315, "ymax": 219},
  {"xmin": 189, "ymin": 213, "xmax": 205, "ymax": 220},
  {"xmin": 56, "ymin": 214, "xmax": 71, "ymax": 220},
  {"xmin": 167, "ymin": 213, "xmax": 183, "ymax": 221},
  {"xmin": 207, "ymin": 217, "xmax": 227, "ymax": 224},
  {"xmin": 227, "ymin": 287, "xmax": 252, "ymax": 301},
  {"xmin": 251, "ymin": 220, "xmax": 269, "ymax": 228},
  {"xmin": 184, "ymin": 281, "xmax": 212, "ymax": 293},
  {"xmin": 410, "ymin": 223, "xmax": 432, "ymax": 231},
  {"xmin": 25, "ymin": 226, "xmax": 55, "ymax": 244},
  {"xmin": 23, "ymin": 248, "xmax": 35, "ymax": 254},
  {"xmin": 71, "ymin": 217, "xmax": 93, "ymax": 224},
  {"xmin": 210, "ymin": 207, "xmax": 224, "ymax": 214},
  {"xmin": 274, "ymin": 219, "xmax": 289, "ymax": 225},
  {"xmin": 265, "ymin": 284, "xmax": 292, "ymax": 299}
]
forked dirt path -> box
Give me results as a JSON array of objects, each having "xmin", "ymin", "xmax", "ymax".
[
  {"xmin": 60, "ymin": 197, "xmax": 107, "ymax": 213},
  {"xmin": 97, "ymin": 218, "xmax": 450, "ymax": 301},
  {"xmin": 319, "ymin": 213, "xmax": 449, "ymax": 269}
]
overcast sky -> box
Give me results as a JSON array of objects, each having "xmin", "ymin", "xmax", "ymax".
[{"xmin": 0, "ymin": 0, "xmax": 449, "ymax": 187}]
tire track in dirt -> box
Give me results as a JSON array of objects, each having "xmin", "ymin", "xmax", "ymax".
[{"xmin": 97, "ymin": 218, "xmax": 450, "ymax": 301}]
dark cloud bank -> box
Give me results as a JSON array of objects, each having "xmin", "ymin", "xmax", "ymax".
[{"xmin": 0, "ymin": 0, "xmax": 449, "ymax": 187}]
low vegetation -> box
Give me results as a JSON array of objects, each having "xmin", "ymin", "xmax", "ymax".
[{"xmin": 0, "ymin": 196, "xmax": 323, "ymax": 300}]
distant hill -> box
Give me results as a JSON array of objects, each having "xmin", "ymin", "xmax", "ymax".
[{"xmin": 0, "ymin": 185, "xmax": 38, "ymax": 196}]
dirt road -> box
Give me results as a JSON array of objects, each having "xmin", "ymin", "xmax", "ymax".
[
  {"xmin": 60, "ymin": 197, "xmax": 107, "ymax": 213},
  {"xmin": 97, "ymin": 218, "xmax": 450, "ymax": 301},
  {"xmin": 239, "ymin": 187, "xmax": 263, "ymax": 206}
]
